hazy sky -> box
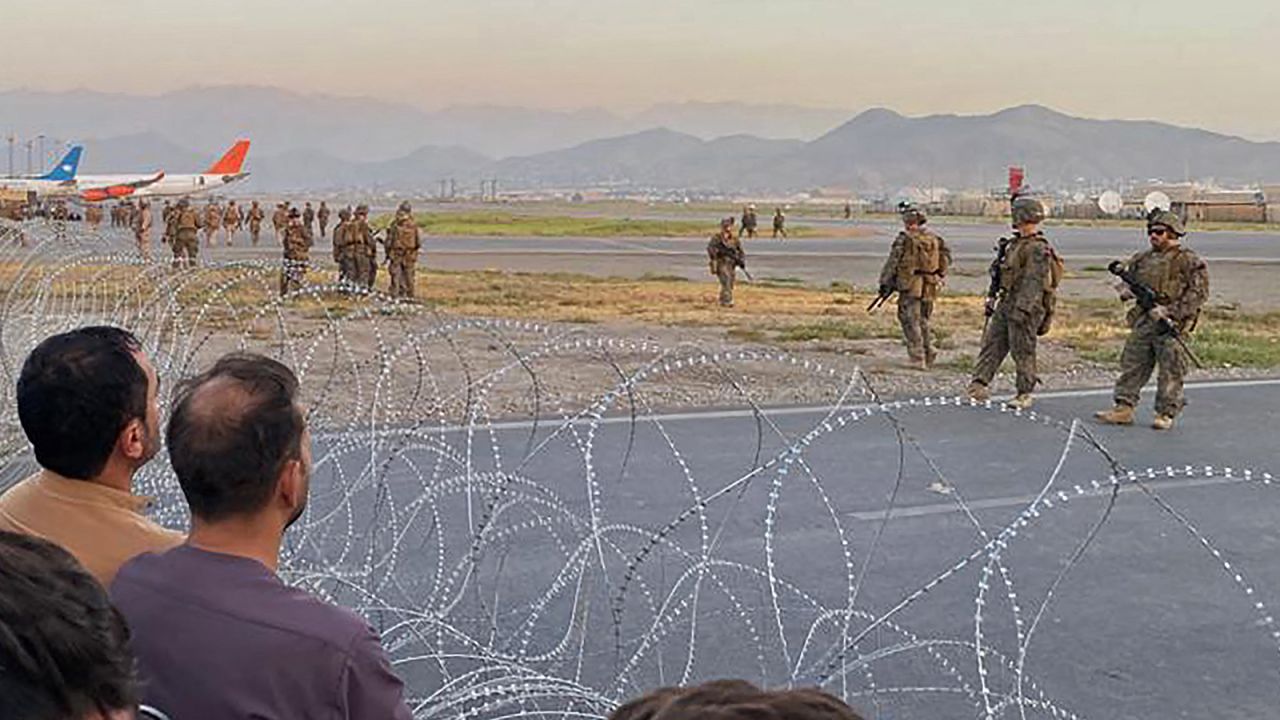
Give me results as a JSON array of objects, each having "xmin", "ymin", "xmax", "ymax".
[{"xmin": 3, "ymin": 0, "xmax": 1277, "ymax": 139}]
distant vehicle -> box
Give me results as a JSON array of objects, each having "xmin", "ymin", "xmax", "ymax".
[
  {"xmin": 0, "ymin": 146, "xmax": 83, "ymax": 196},
  {"xmin": 78, "ymin": 140, "xmax": 251, "ymax": 201}
]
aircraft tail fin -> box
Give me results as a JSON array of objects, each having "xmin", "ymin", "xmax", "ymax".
[
  {"xmin": 38, "ymin": 146, "xmax": 82, "ymax": 181},
  {"xmin": 205, "ymin": 140, "xmax": 250, "ymax": 175}
]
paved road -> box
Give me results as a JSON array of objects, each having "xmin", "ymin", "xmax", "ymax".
[{"xmin": 300, "ymin": 378, "xmax": 1280, "ymax": 718}]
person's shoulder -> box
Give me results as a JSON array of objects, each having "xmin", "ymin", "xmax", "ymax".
[{"xmin": 273, "ymin": 583, "xmax": 376, "ymax": 652}]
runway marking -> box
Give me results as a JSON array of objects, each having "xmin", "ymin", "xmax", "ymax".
[
  {"xmin": 316, "ymin": 377, "xmax": 1280, "ymax": 437},
  {"xmin": 844, "ymin": 475, "xmax": 1242, "ymax": 522}
]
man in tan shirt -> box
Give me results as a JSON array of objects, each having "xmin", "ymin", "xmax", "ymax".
[{"xmin": 0, "ymin": 327, "xmax": 181, "ymax": 585}]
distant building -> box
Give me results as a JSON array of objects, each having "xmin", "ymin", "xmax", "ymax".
[{"xmin": 1263, "ymin": 185, "xmax": 1280, "ymax": 223}]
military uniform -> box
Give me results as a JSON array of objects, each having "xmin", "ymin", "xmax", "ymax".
[
  {"xmin": 271, "ymin": 204, "xmax": 288, "ymax": 242},
  {"xmin": 302, "ymin": 204, "xmax": 316, "ymax": 239},
  {"xmin": 203, "ymin": 203, "xmax": 222, "ymax": 246},
  {"xmin": 280, "ymin": 212, "xmax": 312, "ymax": 295},
  {"xmin": 1097, "ymin": 210, "xmax": 1209, "ymax": 428},
  {"xmin": 317, "ymin": 202, "xmax": 331, "ymax": 239},
  {"xmin": 172, "ymin": 202, "xmax": 201, "ymax": 269},
  {"xmin": 132, "ymin": 202, "xmax": 153, "ymax": 260},
  {"xmin": 385, "ymin": 204, "xmax": 421, "ymax": 298},
  {"xmin": 706, "ymin": 221, "xmax": 743, "ymax": 307},
  {"xmin": 878, "ymin": 212, "xmax": 951, "ymax": 367},
  {"xmin": 970, "ymin": 198, "xmax": 1062, "ymax": 407},
  {"xmin": 350, "ymin": 207, "xmax": 376, "ymax": 291},
  {"xmin": 772, "ymin": 209, "xmax": 787, "ymax": 239},
  {"xmin": 222, "ymin": 203, "xmax": 241, "ymax": 245},
  {"xmin": 247, "ymin": 202, "xmax": 265, "ymax": 245},
  {"xmin": 741, "ymin": 206, "xmax": 758, "ymax": 239},
  {"xmin": 331, "ymin": 209, "xmax": 354, "ymax": 286}
]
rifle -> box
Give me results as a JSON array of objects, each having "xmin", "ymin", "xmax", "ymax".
[
  {"xmin": 982, "ymin": 236, "xmax": 1011, "ymax": 333},
  {"xmin": 1107, "ymin": 260, "xmax": 1204, "ymax": 369},
  {"xmin": 867, "ymin": 286, "xmax": 895, "ymax": 313}
]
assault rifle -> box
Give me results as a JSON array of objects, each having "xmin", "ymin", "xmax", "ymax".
[
  {"xmin": 982, "ymin": 236, "xmax": 1011, "ymax": 333},
  {"xmin": 866, "ymin": 285, "xmax": 895, "ymax": 313},
  {"xmin": 1107, "ymin": 260, "xmax": 1204, "ymax": 368},
  {"xmin": 714, "ymin": 235, "xmax": 753, "ymax": 282}
]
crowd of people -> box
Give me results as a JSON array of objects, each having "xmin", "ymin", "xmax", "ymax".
[{"xmin": 0, "ymin": 326, "xmax": 865, "ymax": 719}]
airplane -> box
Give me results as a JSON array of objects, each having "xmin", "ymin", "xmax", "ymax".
[
  {"xmin": 0, "ymin": 146, "xmax": 84, "ymax": 195},
  {"xmin": 76, "ymin": 140, "xmax": 251, "ymax": 202}
]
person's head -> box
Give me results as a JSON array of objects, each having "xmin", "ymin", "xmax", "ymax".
[
  {"xmin": 1011, "ymin": 196, "xmax": 1045, "ymax": 234},
  {"xmin": 1146, "ymin": 208, "xmax": 1185, "ymax": 251},
  {"xmin": 900, "ymin": 205, "xmax": 927, "ymax": 230},
  {"xmin": 609, "ymin": 680, "xmax": 864, "ymax": 720},
  {"xmin": 17, "ymin": 327, "xmax": 159, "ymax": 482},
  {"xmin": 0, "ymin": 531, "xmax": 137, "ymax": 720},
  {"xmin": 167, "ymin": 353, "xmax": 310, "ymax": 532},
  {"xmin": 251, "ymin": 200, "xmax": 259, "ymax": 207}
]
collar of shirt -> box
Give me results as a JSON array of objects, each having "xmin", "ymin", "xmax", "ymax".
[{"xmin": 35, "ymin": 470, "xmax": 155, "ymax": 514}]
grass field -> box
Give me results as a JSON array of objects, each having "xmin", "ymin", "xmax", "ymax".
[{"xmin": 372, "ymin": 211, "xmax": 869, "ymax": 238}]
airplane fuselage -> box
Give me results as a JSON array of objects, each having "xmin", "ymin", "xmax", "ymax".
[{"xmin": 76, "ymin": 172, "xmax": 249, "ymax": 198}]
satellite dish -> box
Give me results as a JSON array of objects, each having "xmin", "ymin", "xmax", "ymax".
[
  {"xmin": 1143, "ymin": 191, "xmax": 1172, "ymax": 213},
  {"xmin": 1072, "ymin": 192, "xmax": 1086, "ymax": 204},
  {"xmin": 1097, "ymin": 190, "xmax": 1123, "ymax": 215}
]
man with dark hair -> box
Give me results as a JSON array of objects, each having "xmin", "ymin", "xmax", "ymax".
[
  {"xmin": 610, "ymin": 679, "xmax": 865, "ymax": 720},
  {"xmin": 0, "ymin": 327, "xmax": 181, "ymax": 585},
  {"xmin": 0, "ymin": 530, "xmax": 139, "ymax": 720},
  {"xmin": 111, "ymin": 352, "xmax": 412, "ymax": 719}
]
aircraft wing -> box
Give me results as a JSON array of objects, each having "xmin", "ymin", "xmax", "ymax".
[{"xmin": 79, "ymin": 172, "xmax": 165, "ymax": 202}]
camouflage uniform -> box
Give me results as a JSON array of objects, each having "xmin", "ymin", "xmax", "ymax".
[
  {"xmin": 350, "ymin": 206, "xmax": 376, "ymax": 291},
  {"xmin": 385, "ymin": 204, "xmax": 421, "ymax": 298},
  {"xmin": 280, "ymin": 212, "xmax": 312, "ymax": 296},
  {"xmin": 772, "ymin": 208, "xmax": 787, "ymax": 239},
  {"xmin": 878, "ymin": 214, "xmax": 951, "ymax": 366},
  {"xmin": 317, "ymin": 202, "xmax": 331, "ymax": 239},
  {"xmin": 1108, "ymin": 213, "xmax": 1209, "ymax": 420},
  {"xmin": 132, "ymin": 202, "xmax": 153, "ymax": 261},
  {"xmin": 222, "ymin": 202, "xmax": 241, "ymax": 245},
  {"xmin": 971, "ymin": 228, "xmax": 1060, "ymax": 397},
  {"xmin": 172, "ymin": 202, "xmax": 201, "ymax": 269},
  {"xmin": 331, "ymin": 209, "xmax": 354, "ymax": 286},
  {"xmin": 271, "ymin": 204, "xmax": 288, "ymax": 242},
  {"xmin": 706, "ymin": 221, "xmax": 743, "ymax": 307},
  {"xmin": 741, "ymin": 206, "xmax": 758, "ymax": 239},
  {"xmin": 302, "ymin": 203, "xmax": 316, "ymax": 239},
  {"xmin": 203, "ymin": 202, "xmax": 222, "ymax": 246},
  {"xmin": 247, "ymin": 202, "xmax": 265, "ymax": 245}
]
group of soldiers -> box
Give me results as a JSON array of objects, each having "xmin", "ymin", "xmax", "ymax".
[
  {"xmin": 710, "ymin": 197, "xmax": 1210, "ymax": 429},
  {"xmin": 737, "ymin": 205, "xmax": 788, "ymax": 240},
  {"xmin": 278, "ymin": 199, "xmax": 421, "ymax": 299}
]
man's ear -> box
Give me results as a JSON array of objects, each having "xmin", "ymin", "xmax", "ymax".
[
  {"xmin": 118, "ymin": 418, "xmax": 147, "ymax": 461},
  {"xmin": 277, "ymin": 459, "xmax": 304, "ymax": 512}
]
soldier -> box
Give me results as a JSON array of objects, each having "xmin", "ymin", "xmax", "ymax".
[
  {"xmin": 247, "ymin": 200, "xmax": 265, "ymax": 245},
  {"xmin": 202, "ymin": 200, "xmax": 222, "ymax": 247},
  {"xmin": 967, "ymin": 197, "xmax": 1063, "ymax": 410},
  {"xmin": 302, "ymin": 202, "xmax": 316, "ymax": 240},
  {"xmin": 843, "ymin": 201, "xmax": 853, "ymax": 220},
  {"xmin": 384, "ymin": 201, "xmax": 421, "ymax": 298},
  {"xmin": 132, "ymin": 199, "xmax": 153, "ymax": 261},
  {"xmin": 1094, "ymin": 210, "xmax": 1209, "ymax": 430},
  {"xmin": 172, "ymin": 198, "xmax": 201, "ymax": 269},
  {"xmin": 85, "ymin": 204, "xmax": 103, "ymax": 228},
  {"xmin": 317, "ymin": 201, "xmax": 331, "ymax": 239},
  {"xmin": 741, "ymin": 204, "xmax": 758, "ymax": 239},
  {"xmin": 706, "ymin": 217, "xmax": 744, "ymax": 307},
  {"xmin": 331, "ymin": 207, "xmax": 353, "ymax": 287},
  {"xmin": 351, "ymin": 205, "xmax": 377, "ymax": 291},
  {"xmin": 280, "ymin": 207, "xmax": 312, "ymax": 296},
  {"xmin": 271, "ymin": 202, "xmax": 288, "ymax": 242},
  {"xmin": 222, "ymin": 200, "xmax": 241, "ymax": 246},
  {"xmin": 161, "ymin": 201, "xmax": 176, "ymax": 249},
  {"xmin": 772, "ymin": 207, "xmax": 787, "ymax": 239},
  {"xmin": 878, "ymin": 205, "xmax": 951, "ymax": 369}
]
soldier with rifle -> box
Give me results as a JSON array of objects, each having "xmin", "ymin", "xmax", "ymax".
[
  {"xmin": 967, "ymin": 196, "xmax": 1063, "ymax": 409},
  {"xmin": 707, "ymin": 217, "xmax": 750, "ymax": 307},
  {"xmin": 1094, "ymin": 209, "xmax": 1209, "ymax": 430},
  {"xmin": 875, "ymin": 203, "xmax": 951, "ymax": 369}
]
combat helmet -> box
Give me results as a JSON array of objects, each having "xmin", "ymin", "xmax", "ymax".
[
  {"xmin": 1146, "ymin": 208, "xmax": 1186, "ymax": 237},
  {"xmin": 1011, "ymin": 196, "xmax": 1046, "ymax": 225},
  {"xmin": 338, "ymin": 208, "xmax": 352, "ymax": 220},
  {"xmin": 355, "ymin": 204, "xmax": 369, "ymax": 216},
  {"xmin": 397, "ymin": 201, "xmax": 412, "ymax": 214},
  {"xmin": 898, "ymin": 201, "xmax": 927, "ymax": 226}
]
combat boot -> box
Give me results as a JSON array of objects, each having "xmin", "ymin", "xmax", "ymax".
[
  {"xmin": 966, "ymin": 380, "xmax": 990, "ymax": 402},
  {"xmin": 907, "ymin": 356, "xmax": 927, "ymax": 371},
  {"xmin": 925, "ymin": 350, "xmax": 937, "ymax": 369},
  {"xmin": 1006, "ymin": 393, "xmax": 1034, "ymax": 410},
  {"xmin": 1151, "ymin": 414, "xmax": 1175, "ymax": 431},
  {"xmin": 1093, "ymin": 404, "xmax": 1135, "ymax": 425}
]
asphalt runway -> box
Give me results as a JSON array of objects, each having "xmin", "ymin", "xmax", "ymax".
[{"xmin": 295, "ymin": 378, "xmax": 1280, "ymax": 718}]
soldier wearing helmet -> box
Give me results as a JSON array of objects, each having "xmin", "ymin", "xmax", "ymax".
[
  {"xmin": 346, "ymin": 205, "xmax": 376, "ymax": 291},
  {"xmin": 171, "ymin": 198, "xmax": 202, "ymax": 269},
  {"xmin": 280, "ymin": 207, "xmax": 312, "ymax": 296},
  {"xmin": 707, "ymin": 217, "xmax": 744, "ymax": 307},
  {"xmin": 878, "ymin": 204, "xmax": 951, "ymax": 369},
  {"xmin": 740, "ymin": 204, "xmax": 758, "ymax": 239},
  {"xmin": 384, "ymin": 202, "xmax": 421, "ymax": 299},
  {"xmin": 332, "ymin": 207, "xmax": 355, "ymax": 288},
  {"xmin": 1094, "ymin": 208, "xmax": 1208, "ymax": 430},
  {"xmin": 968, "ymin": 196, "xmax": 1064, "ymax": 410}
]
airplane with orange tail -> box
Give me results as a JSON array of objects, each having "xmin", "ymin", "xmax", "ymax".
[{"xmin": 77, "ymin": 140, "xmax": 251, "ymax": 202}]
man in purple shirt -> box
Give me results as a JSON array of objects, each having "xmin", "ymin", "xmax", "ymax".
[{"xmin": 111, "ymin": 353, "xmax": 412, "ymax": 719}]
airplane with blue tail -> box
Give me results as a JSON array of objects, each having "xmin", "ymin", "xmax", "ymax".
[{"xmin": 0, "ymin": 146, "xmax": 85, "ymax": 194}]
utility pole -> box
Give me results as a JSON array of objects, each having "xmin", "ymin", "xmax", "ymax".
[
  {"xmin": 36, "ymin": 134, "xmax": 45, "ymax": 171},
  {"xmin": 25, "ymin": 140, "xmax": 33, "ymax": 175},
  {"xmin": 6, "ymin": 135, "xmax": 13, "ymax": 177}
]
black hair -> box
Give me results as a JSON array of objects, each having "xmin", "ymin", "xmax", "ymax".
[
  {"xmin": 0, "ymin": 531, "xmax": 138, "ymax": 719},
  {"xmin": 166, "ymin": 353, "xmax": 305, "ymax": 522},
  {"xmin": 17, "ymin": 327, "xmax": 147, "ymax": 480}
]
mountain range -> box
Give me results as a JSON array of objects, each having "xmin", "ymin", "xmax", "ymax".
[{"xmin": 4, "ymin": 86, "xmax": 1280, "ymax": 192}]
